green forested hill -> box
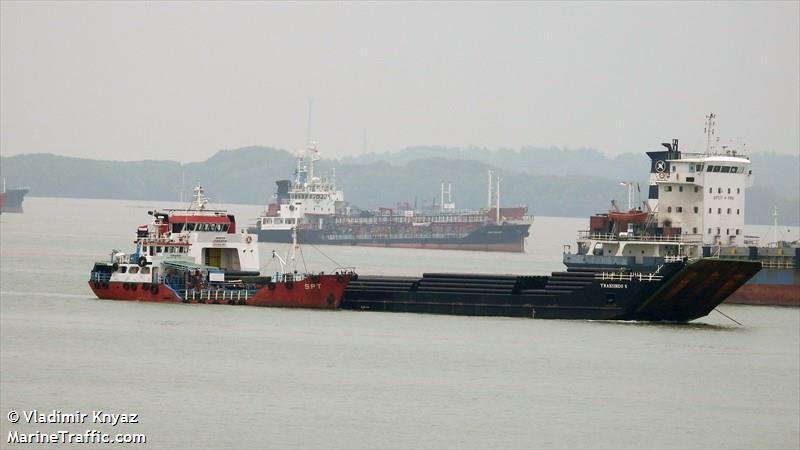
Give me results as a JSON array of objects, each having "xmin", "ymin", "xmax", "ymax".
[{"xmin": 2, "ymin": 146, "xmax": 798, "ymax": 225}]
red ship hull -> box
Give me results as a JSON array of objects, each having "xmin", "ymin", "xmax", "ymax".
[
  {"xmin": 349, "ymin": 241, "xmax": 524, "ymax": 252},
  {"xmin": 88, "ymin": 274, "xmax": 352, "ymax": 309},
  {"xmin": 725, "ymin": 283, "xmax": 800, "ymax": 306}
]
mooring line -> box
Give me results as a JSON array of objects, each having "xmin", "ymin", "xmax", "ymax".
[{"xmin": 714, "ymin": 307, "xmax": 743, "ymax": 326}]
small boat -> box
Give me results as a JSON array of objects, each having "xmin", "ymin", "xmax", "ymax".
[{"xmin": 88, "ymin": 185, "xmax": 356, "ymax": 309}]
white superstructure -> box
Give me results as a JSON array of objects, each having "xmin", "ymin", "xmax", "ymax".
[
  {"xmin": 571, "ymin": 116, "xmax": 757, "ymax": 265},
  {"xmin": 108, "ymin": 185, "xmax": 259, "ymax": 284},
  {"xmin": 650, "ymin": 150, "xmax": 753, "ymax": 246},
  {"xmin": 256, "ymin": 142, "xmax": 343, "ymax": 232}
]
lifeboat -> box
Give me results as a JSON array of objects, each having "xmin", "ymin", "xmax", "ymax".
[{"xmin": 607, "ymin": 210, "xmax": 649, "ymax": 223}]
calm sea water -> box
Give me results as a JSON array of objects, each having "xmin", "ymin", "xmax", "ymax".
[{"xmin": 1, "ymin": 197, "xmax": 798, "ymax": 449}]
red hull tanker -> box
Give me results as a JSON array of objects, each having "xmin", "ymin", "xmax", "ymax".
[
  {"xmin": 88, "ymin": 274, "xmax": 353, "ymax": 308},
  {"xmin": 88, "ymin": 185, "xmax": 355, "ymax": 309}
]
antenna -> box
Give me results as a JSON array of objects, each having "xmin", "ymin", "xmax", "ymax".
[
  {"xmin": 495, "ymin": 177, "xmax": 501, "ymax": 223},
  {"xmin": 704, "ymin": 113, "xmax": 716, "ymax": 153},
  {"xmin": 772, "ymin": 205, "xmax": 779, "ymax": 245},
  {"xmin": 487, "ymin": 170, "xmax": 493, "ymax": 210},
  {"xmin": 440, "ymin": 182, "xmax": 444, "ymax": 211}
]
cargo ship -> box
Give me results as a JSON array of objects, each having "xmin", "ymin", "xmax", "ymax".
[
  {"xmin": 248, "ymin": 143, "xmax": 532, "ymax": 252},
  {"xmin": 0, "ymin": 178, "xmax": 29, "ymax": 213},
  {"xmin": 89, "ymin": 185, "xmax": 356, "ymax": 308},
  {"xmin": 631, "ymin": 115, "xmax": 798, "ymax": 306},
  {"xmin": 342, "ymin": 134, "xmax": 766, "ymax": 322}
]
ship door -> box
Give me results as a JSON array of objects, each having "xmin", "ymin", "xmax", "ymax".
[{"xmin": 204, "ymin": 248, "xmax": 221, "ymax": 268}]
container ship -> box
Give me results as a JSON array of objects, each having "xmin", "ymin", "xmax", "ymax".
[
  {"xmin": 89, "ymin": 185, "xmax": 356, "ymax": 308},
  {"xmin": 248, "ymin": 144, "xmax": 532, "ymax": 252},
  {"xmin": 0, "ymin": 179, "xmax": 29, "ymax": 213}
]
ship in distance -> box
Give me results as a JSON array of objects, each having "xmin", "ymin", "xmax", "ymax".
[
  {"xmin": 248, "ymin": 143, "xmax": 532, "ymax": 253},
  {"xmin": 0, "ymin": 178, "xmax": 29, "ymax": 213},
  {"xmin": 342, "ymin": 129, "xmax": 766, "ymax": 322}
]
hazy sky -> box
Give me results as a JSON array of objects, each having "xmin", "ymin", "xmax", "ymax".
[{"xmin": 1, "ymin": 1, "xmax": 798, "ymax": 162}]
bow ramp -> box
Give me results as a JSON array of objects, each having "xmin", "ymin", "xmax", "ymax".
[{"xmin": 633, "ymin": 259, "xmax": 762, "ymax": 322}]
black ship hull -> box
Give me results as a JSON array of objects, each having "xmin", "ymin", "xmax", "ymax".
[
  {"xmin": 0, "ymin": 187, "xmax": 29, "ymax": 213},
  {"xmin": 342, "ymin": 259, "xmax": 762, "ymax": 322},
  {"xmin": 250, "ymin": 223, "xmax": 531, "ymax": 253}
]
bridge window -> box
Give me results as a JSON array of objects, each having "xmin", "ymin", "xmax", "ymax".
[
  {"xmin": 707, "ymin": 166, "xmax": 713, "ymax": 172},
  {"xmin": 713, "ymin": 166, "xmax": 721, "ymax": 173},
  {"xmin": 721, "ymin": 166, "xmax": 731, "ymax": 173}
]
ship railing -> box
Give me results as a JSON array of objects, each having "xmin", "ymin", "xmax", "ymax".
[
  {"xmin": 180, "ymin": 288, "xmax": 258, "ymax": 303},
  {"xmin": 332, "ymin": 266, "xmax": 357, "ymax": 275},
  {"xmin": 595, "ymin": 272, "xmax": 664, "ymax": 282},
  {"xmin": 761, "ymin": 261, "xmax": 797, "ymax": 269},
  {"xmin": 90, "ymin": 272, "xmax": 112, "ymax": 282},
  {"xmin": 578, "ymin": 231, "xmax": 701, "ymax": 244}
]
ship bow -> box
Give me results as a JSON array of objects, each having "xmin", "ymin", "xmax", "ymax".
[{"xmin": 633, "ymin": 259, "xmax": 762, "ymax": 322}]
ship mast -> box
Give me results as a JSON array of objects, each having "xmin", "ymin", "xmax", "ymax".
[
  {"xmin": 272, "ymin": 226, "xmax": 300, "ymax": 276},
  {"xmin": 487, "ymin": 170, "xmax": 493, "ymax": 211},
  {"xmin": 290, "ymin": 225, "xmax": 299, "ymax": 273},
  {"xmin": 704, "ymin": 112, "xmax": 716, "ymax": 153},
  {"xmin": 772, "ymin": 205, "xmax": 779, "ymax": 246},
  {"xmin": 495, "ymin": 177, "xmax": 501, "ymax": 223},
  {"xmin": 189, "ymin": 185, "xmax": 209, "ymax": 211}
]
